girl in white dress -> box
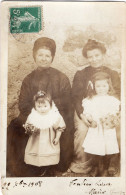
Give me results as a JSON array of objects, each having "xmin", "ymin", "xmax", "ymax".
[
  {"xmin": 82, "ymin": 71, "xmax": 120, "ymax": 176},
  {"xmin": 23, "ymin": 91, "xmax": 66, "ymax": 173}
]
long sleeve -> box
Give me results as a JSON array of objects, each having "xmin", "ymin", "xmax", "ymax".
[
  {"xmin": 59, "ymin": 75, "xmax": 73, "ymax": 125},
  {"xmin": 53, "ymin": 114, "xmax": 66, "ymax": 131},
  {"xmin": 18, "ymin": 75, "xmax": 33, "ymax": 122},
  {"xmin": 60, "ymin": 76, "xmax": 71, "ymax": 108},
  {"xmin": 72, "ymin": 71, "xmax": 86, "ymax": 117},
  {"xmin": 110, "ymin": 69, "xmax": 120, "ymax": 99},
  {"xmin": 99, "ymin": 66, "xmax": 120, "ymax": 99}
]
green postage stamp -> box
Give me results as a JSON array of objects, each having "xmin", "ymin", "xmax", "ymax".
[{"xmin": 10, "ymin": 7, "xmax": 42, "ymax": 33}]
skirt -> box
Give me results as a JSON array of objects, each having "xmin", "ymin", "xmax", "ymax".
[{"xmin": 69, "ymin": 112, "xmax": 92, "ymax": 174}]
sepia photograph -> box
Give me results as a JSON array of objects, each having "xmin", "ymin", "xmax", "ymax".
[{"xmin": 0, "ymin": 1, "xmax": 126, "ymax": 195}]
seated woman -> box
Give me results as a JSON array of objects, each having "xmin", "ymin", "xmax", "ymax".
[
  {"xmin": 70, "ymin": 39, "xmax": 120, "ymax": 176},
  {"xmin": 7, "ymin": 37, "xmax": 74, "ymax": 177}
]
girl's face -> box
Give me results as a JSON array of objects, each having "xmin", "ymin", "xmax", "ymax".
[
  {"xmin": 35, "ymin": 48, "xmax": 53, "ymax": 69},
  {"xmin": 87, "ymin": 48, "xmax": 104, "ymax": 68},
  {"xmin": 35, "ymin": 99, "xmax": 51, "ymax": 114},
  {"xmin": 95, "ymin": 80, "xmax": 109, "ymax": 95}
]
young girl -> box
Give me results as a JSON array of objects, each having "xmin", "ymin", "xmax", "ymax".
[
  {"xmin": 23, "ymin": 91, "xmax": 66, "ymax": 173},
  {"xmin": 82, "ymin": 71, "xmax": 120, "ymax": 176}
]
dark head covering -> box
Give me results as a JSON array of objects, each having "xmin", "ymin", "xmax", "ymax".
[
  {"xmin": 82, "ymin": 39, "xmax": 106, "ymax": 58},
  {"xmin": 33, "ymin": 37, "xmax": 56, "ymax": 61}
]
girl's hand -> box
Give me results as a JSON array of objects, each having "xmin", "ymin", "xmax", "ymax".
[
  {"xmin": 91, "ymin": 120, "xmax": 97, "ymax": 128},
  {"xmin": 53, "ymin": 137, "xmax": 59, "ymax": 145},
  {"xmin": 23, "ymin": 123, "xmax": 33, "ymax": 135},
  {"xmin": 100, "ymin": 113, "xmax": 120, "ymax": 130},
  {"xmin": 23, "ymin": 123, "xmax": 40, "ymax": 135},
  {"xmin": 33, "ymin": 128, "xmax": 40, "ymax": 135}
]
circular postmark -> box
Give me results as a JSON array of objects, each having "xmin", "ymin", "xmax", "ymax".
[{"xmin": 10, "ymin": 32, "xmax": 42, "ymax": 44}]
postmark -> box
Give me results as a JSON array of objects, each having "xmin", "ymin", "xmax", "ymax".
[{"xmin": 10, "ymin": 7, "xmax": 42, "ymax": 33}]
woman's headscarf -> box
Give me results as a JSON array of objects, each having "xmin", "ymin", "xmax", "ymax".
[{"xmin": 33, "ymin": 37, "xmax": 56, "ymax": 61}]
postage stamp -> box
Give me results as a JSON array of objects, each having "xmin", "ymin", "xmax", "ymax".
[{"xmin": 10, "ymin": 7, "xmax": 42, "ymax": 33}]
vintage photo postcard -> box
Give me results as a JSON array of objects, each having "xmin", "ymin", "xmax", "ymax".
[{"xmin": 0, "ymin": 1, "xmax": 126, "ymax": 195}]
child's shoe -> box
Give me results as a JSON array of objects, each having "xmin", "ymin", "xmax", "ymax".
[
  {"xmin": 45, "ymin": 168, "xmax": 56, "ymax": 177},
  {"xmin": 89, "ymin": 166, "xmax": 99, "ymax": 177},
  {"xmin": 108, "ymin": 167, "xmax": 119, "ymax": 177},
  {"xmin": 39, "ymin": 169, "xmax": 47, "ymax": 177},
  {"xmin": 101, "ymin": 169, "xmax": 108, "ymax": 177}
]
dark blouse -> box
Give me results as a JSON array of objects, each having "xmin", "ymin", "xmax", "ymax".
[
  {"xmin": 18, "ymin": 67, "xmax": 73, "ymax": 126},
  {"xmin": 72, "ymin": 66, "xmax": 120, "ymax": 117}
]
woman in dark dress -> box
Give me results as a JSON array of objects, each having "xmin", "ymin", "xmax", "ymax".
[
  {"xmin": 7, "ymin": 37, "xmax": 74, "ymax": 177},
  {"xmin": 70, "ymin": 39, "xmax": 120, "ymax": 176}
]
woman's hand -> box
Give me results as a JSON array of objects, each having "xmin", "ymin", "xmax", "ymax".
[
  {"xmin": 80, "ymin": 113, "xmax": 97, "ymax": 128},
  {"xmin": 53, "ymin": 137, "xmax": 59, "ymax": 145},
  {"xmin": 80, "ymin": 113, "xmax": 92, "ymax": 127}
]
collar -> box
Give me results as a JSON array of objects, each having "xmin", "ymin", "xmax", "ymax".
[
  {"xmin": 90, "ymin": 65, "xmax": 106, "ymax": 72},
  {"xmin": 36, "ymin": 67, "xmax": 51, "ymax": 74}
]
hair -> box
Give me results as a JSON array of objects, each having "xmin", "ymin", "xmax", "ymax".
[
  {"xmin": 82, "ymin": 39, "xmax": 106, "ymax": 58},
  {"xmin": 33, "ymin": 91, "xmax": 52, "ymax": 108},
  {"xmin": 87, "ymin": 72, "xmax": 115, "ymax": 98},
  {"xmin": 33, "ymin": 37, "xmax": 56, "ymax": 62}
]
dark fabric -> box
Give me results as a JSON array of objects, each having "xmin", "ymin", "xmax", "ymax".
[
  {"xmin": 7, "ymin": 67, "xmax": 74, "ymax": 177},
  {"xmin": 72, "ymin": 66, "xmax": 120, "ymax": 118},
  {"xmin": 33, "ymin": 37, "xmax": 56, "ymax": 60},
  {"xmin": 84, "ymin": 153, "xmax": 120, "ymax": 177}
]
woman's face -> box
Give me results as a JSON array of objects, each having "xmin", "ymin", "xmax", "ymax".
[
  {"xmin": 87, "ymin": 48, "xmax": 104, "ymax": 68},
  {"xmin": 35, "ymin": 48, "xmax": 53, "ymax": 69}
]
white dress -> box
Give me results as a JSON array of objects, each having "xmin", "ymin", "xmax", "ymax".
[
  {"xmin": 24, "ymin": 102, "xmax": 66, "ymax": 167},
  {"xmin": 82, "ymin": 95, "xmax": 120, "ymax": 156}
]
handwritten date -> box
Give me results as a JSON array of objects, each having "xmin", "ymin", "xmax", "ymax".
[{"xmin": 2, "ymin": 180, "xmax": 43, "ymax": 190}]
